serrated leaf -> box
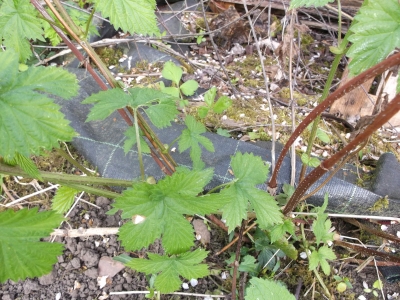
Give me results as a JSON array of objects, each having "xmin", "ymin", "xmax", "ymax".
[
  {"xmin": 313, "ymin": 194, "xmax": 334, "ymax": 245},
  {"xmin": 213, "ymin": 96, "xmax": 232, "ymax": 113},
  {"xmin": 15, "ymin": 65, "xmax": 78, "ymax": 99},
  {"xmin": 83, "ymin": 88, "xmax": 132, "ymax": 121},
  {"xmin": 93, "ymin": 0, "xmax": 159, "ymax": 36},
  {"xmin": 0, "ymin": 208, "xmax": 64, "ymax": 283},
  {"xmin": 0, "ymin": 0, "xmax": 45, "ymax": 62},
  {"xmin": 52, "ymin": 186, "xmax": 79, "ymax": 214},
  {"xmin": 270, "ymin": 218, "xmax": 296, "ymax": 243},
  {"xmin": 245, "ymin": 278, "xmax": 296, "ymax": 300},
  {"xmin": 204, "ymin": 86, "xmax": 217, "ymax": 107},
  {"xmin": 190, "ymin": 143, "xmax": 205, "ymax": 170},
  {"xmin": 290, "ymin": 0, "xmax": 334, "ymax": 9},
  {"xmin": 14, "ymin": 152, "xmax": 42, "ymax": 180},
  {"xmin": 216, "ymin": 128, "xmax": 230, "ymax": 137},
  {"xmin": 272, "ymin": 239, "xmax": 298, "ymax": 260},
  {"xmin": 162, "ymin": 61, "xmax": 182, "ymax": 85},
  {"xmin": 84, "ymin": 87, "xmax": 178, "ymax": 127},
  {"xmin": 283, "ymin": 183, "xmax": 295, "ymax": 197},
  {"xmin": 180, "ymin": 80, "xmax": 198, "ymax": 96},
  {"xmin": 0, "ymin": 50, "xmax": 77, "ymax": 159},
  {"xmin": 127, "ymin": 249, "xmax": 209, "ymax": 293},
  {"xmin": 221, "ymin": 153, "xmax": 282, "ymax": 232},
  {"xmin": 161, "ymin": 86, "xmax": 180, "ymax": 98},
  {"xmin": 198, "ymin": 106, "xmax": 209, "ymax": 119},
  {"xmin": 309, "ymin": 246, "xmax": 336, "ymax": 275},
  {"xmin": 347, "ymin": 0, "xmax": 400, "ymax": 76},
  {"xmin": 178, "ymin": 115, "xmax": 214, "ymax": 169},
  {"xmin": 123, "ymin": 127, "xmax": 151, "ymax": 154},
  {"xmin": 301, "ymin": 153, "xmax": 320, "ymax": 167},
  {"xmin": 239, "ymin": 255, "xmax": 259, "ymax": 276},
  {"xmin": 41, "ymin": 17, "xmax": 62, "ymax": 46},
  {"xmin": 316, "ymin": 128, "xmax": 330, "ymax": 143},
  {"xmin": 144, "ymin": 99, "xmax": 179, "ymax": 128},
  {"xmin": 111, "ymin": 168, "xmax": 229, "ymax": 254}
]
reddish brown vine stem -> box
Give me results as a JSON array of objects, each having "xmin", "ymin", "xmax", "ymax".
[
  {"xmin": 268, "ymin": 52, "xmax": 400, "ymax": 191},
  {"xmin": 282, "ymin": 93, "xmax": 400, "ymax": 215},
  {"xmin": 31, "ymin": 0, "xmax": 176, "ymax": 175},
  {"xmin": 334, "ymin": 240, "xmax": 400, "ymax": 264},
  {"xmin": 30, "ymin": 0, "xmax": 134, "ymax": 127}
]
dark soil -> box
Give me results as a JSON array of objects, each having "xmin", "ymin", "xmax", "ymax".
[
  {"xmin": 0, "ymin": 196, "xmax": 230, "ymax": 300},
  {"xmin": 1, "ymin": 193, "xmax": 399, "ymax": 299}
]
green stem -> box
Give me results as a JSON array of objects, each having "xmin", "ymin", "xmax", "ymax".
[
  {"xmin": 134, "ymin": 109, "xmax": 145, "ymax": 180},
  {"xmin": 0, "ymin": 162, "xmax": 134, "ymax": 187},
  {"xmin": 167, "ymin": 136, "xmax": 180, "ymax": 151},
  {"xmin": 337, "ymin": 0, "xmax": 342, "ymax": 45},
  {"xmin": 206, "ymin": 179, "xmax": 237, "ymax": 194},
  {"xmin": 84, "ymin": 6, "xmax": 95, "ymax": 39},
  {"xmin": 299, "ymin": 34, "xmax": 349, "ymax": 181},
  {"xmin": 52, "ymin": 0, "xmax": 83, "ymax": 38},
  {"xmin": 64, "ymin": 183, "xmax": 120, "ymax": 199},
  {"xmin": 54, "ymin": 147, "xmax": 93, "ymax": 177},
  {"xmin": 300, "ymin": 223, "xmax": 332, "ymax": 298}
]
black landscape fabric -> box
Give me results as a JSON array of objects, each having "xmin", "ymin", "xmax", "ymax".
[{"xmin": 57, "ymin": 67, "xmax": 400, "ymax": 217}]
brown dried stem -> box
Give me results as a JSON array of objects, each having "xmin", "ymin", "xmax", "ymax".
[
  {"xmin": 283, "ymin": 92, "xmax": 400, "ymax": 215},
  {"xmin": 344, "ymin": 218, "xmax": 400, "ymax": 244},
  {"xmin": 231, "ymin": 220, "xmax": 246, "ymax": 300},
  {"xmin": 268, "ymin": 51, "xmax": 400, "ymax": 191},
  {"xmin": 334, "ymin": 240, "xmax": 400, "ymax": 264}
]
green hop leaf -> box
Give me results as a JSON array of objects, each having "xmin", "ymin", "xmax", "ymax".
[
  {"xmin": 316, "ymin": 128, "xmax": 330, "ymax": 144},
  {"xmin": 213, "ymin": 95, "xmax": 232, "ymax": 113},
  {"xmin": 127, "ymin": 249, "xmax": 209, "ymax": 293},
  {"xmin": 93, "ymin": 0, "xmax": 159, "ymax": 36},
  {"xmin": 111, "ymin": 168, "xmax": 229, "ymax": 254},
  {"xmin": 309, "ymin": 245, "xmax": 336, "ymax": 275},
  {"xmin": 180, "ymin": 80, "xmax": 198, "ymax": 96},
  {"xmin": 216, "ymin": 128, "xmax": 230, "ymax": 137},
  {"xmin": 204, "ymin": 86, "xmax": 217, "ymax": 106},
  {"xmin": 84, "ymin": 87, "xmax": 178, "ymax": 128},
  {"xmin": 270, "ymin": 218, "xmax": 296, "ymax": 243},
  {"xmin": 0, "ymin": 0, "xmax": 45, "ymax": 62},
  {"xmin": 162, "ymin": 61, "xmax": 182, "ymax": 85},
  {"xmin": 52, "ymin": 186, "xmax": 79, "ymax": 214},
  {"xmin": 347, "ymin": 0, "xmax": 400, "ymax": 76},
  {"xmin": 221, "ymin": 152, "xmax": 283, "ymax": 232},
  {"xmin": 123, "ymin": 127, "xmax": 151, "ymax": 154},
  {"xmin": 0, "ymin": 50, "xmax": 77, "ymax": 159},
  {"xmin": 178, "ymin": 115, "xmax": 214, "ymax": 170},
  {"xmin": 301, "ymin": 153, "xmax": 320, "ymax": 168},
  {"xmin": 313, "ymin": 194, "xmax": 334, "ymax": 245},
  {"xmin": 245, "ymin": 277, "xmax": 296, "ymax": 300},
  {"xmin": 0, "ymin": 208, "xmax": 64, "ymax": 283}
]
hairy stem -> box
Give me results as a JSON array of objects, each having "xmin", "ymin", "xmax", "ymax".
[
  {"xmin": 231, "ymin": 220, "xmax": 246, "ymax": 300},
  {"xmin": 54, "ymin": 148, "xmax": 93, "ymax": 177},
  {"xmin": 268, "ymin": 51, "xmax": 400, "ymax": 191},
  {"xmin": 283, "ymin": 93, "xmax": 400, "ymax": 215},
  {"xmin": 0, "ymin": 161, "xmax": 133, "ymax": 188},
  {"xmin": 134, "ymin": 109, "xmax": 145, "ymax": 180}
]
